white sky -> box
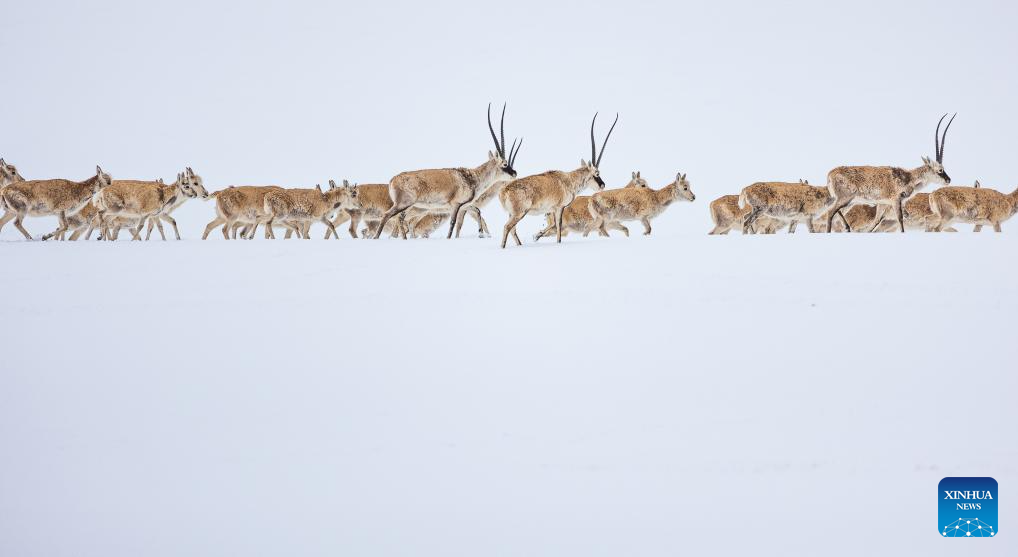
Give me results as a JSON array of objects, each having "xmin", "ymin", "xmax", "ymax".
[{"xmin": 4, "ymin": 0, "xmax": 1017, "ymax": 235}]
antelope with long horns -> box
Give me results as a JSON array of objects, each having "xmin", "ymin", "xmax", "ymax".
[
  {"xmin": 0, "ymin": 166, "xmax": 111, "ymax": 240},
  {"xmin": 499, "ymin": 113, "xmax": 617, "ymax": 248},
  {"xmin": 372, "ymin": 103, "xmax": 520, "ymax": 239},
  {"xmin": 822, "ymin": 114, "xmax": 956, "ymax": 233}
]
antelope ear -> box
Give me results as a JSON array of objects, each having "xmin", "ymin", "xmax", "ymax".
[
  {"xmin": 636, "ymin": 171, "xmax": 641, "ymax": 178},
  {"xmin": 489, "ymin": 150, "xmax": 495, "ymax": 160},
  {"xmin": 974, "ymin": 180, "xmax": 981, "ymax": 188},
  {"xmin": 96, "ymin": 165, "xmax": 103, "ymax": 175},
  {"xmin": 316, "ymin": 184, "xmax": 322, "ymax": 192},
  {"xmin": 922, "ymin": 156, "xmax": 930, "ymax": 165},
  {"xmin": 631, "ymin": 171, "xmax": 636, "ymax": 179},
  {"xmin": 342, "ymin": 179, "xmax": 350, "ymax": 187},
  {"xmin": 0, "ymin": 158, "xmax": 5, "ymax": 166}
]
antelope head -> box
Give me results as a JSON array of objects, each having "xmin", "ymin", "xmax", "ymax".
[
  {"xmin": 585, "ymin": 112, "xmax": 619, "ymax": 190},
  {"xmin": 487, "ymin": 103, "xmax": 521, "ymax": 180},
  {"xmin": 327, "ymin": 179, "xmax": 359, "ymax": 210},
  {"xmin": 627, "ymin": 171, "xmax": 649, "ymax": 188},
  {"xmin": 672, "ymin": 172, "xmax": 695, "ymax": 201},
  {"xmin": 182, "ymin": 167, "xmax": 209, "ymax": 199},
  {"xmin": 922, "ymin": 113, "xmax": 956, "ymax": 186},
  {"xmin": 93, "ymin": 165, "xmax": 112, "ymax": 192},
  {"xmin": 0, "ymin": 158, "xmax": 24, "ymax": 186}
]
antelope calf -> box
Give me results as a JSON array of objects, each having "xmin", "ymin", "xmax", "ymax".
[
  {"xmin": 361, "ymin": 216, "xmax": 406, "ymax": 239},
  {"xmin": 203, "ymin": 185, "xmax": 285, "ymax": 240},
  {"xmin": 0, "ymin": 166, "xmax": 111, "ymax": 240},
  {"xmin": 144, "ymin": 167, "xmax": 209, "ymax": 240},
  {"xmin": 534, "ymin": 172, "xmax": 648, "ymax": 241},
  {"xmin": 41, "ymin": 201, "xmax": 138, "ymax": 241},
  {"xmin": 588, "ymin": 171, "xmax": 694, "ymax": 236},
  {"xmin": 883, "ymin": 193, "xmax": 956, "ymax": 232},
  {"xmin": 930, "ymin": 183, "xmax": 1018, "ymax": 232},
  {"xmin": 263, "ymin": 181, "xmax": 359, "ymax": 239},
  {"xmin": 404, "ymin": 208, "xmax": 449, "ymax": 238},
  {"xmin": 741, "ymin": 180, "xmax": 834, "ymax": 234},
  {"xmin": 93, "ymin": 171, "xmax": 200, "ymax": 240},
  {"xmin": 821, "ymin": 204, "xmax": 880, "ymax": 233},
  {"xmin": 500, "ymin": 113, "xmax": 617, "ymax": 248},
  {"xmin": 326, "ymin": 181, "xmax": 392, "ymax": 239},
  {"xmin": 708, "ymin": 195, "xmax": 786, "ymax": 234},
  {"xmin": 823, "ymin": 114, "xmax": 956, "ymax": 232},
  {"xmin": 374, "ymin": 103, "xmax": 520, "ymax": 239}
]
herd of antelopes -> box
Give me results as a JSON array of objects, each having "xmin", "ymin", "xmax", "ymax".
[{"xmin": 1, "ymin": 108, "xmax": 1016, "ymax": 246}]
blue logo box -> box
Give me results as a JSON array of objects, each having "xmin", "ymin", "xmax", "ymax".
[{"xmin": 939, "ymin": 477, "xmax": 998, "ymax": 538}]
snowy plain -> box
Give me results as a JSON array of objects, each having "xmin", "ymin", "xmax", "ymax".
[
  {"xmin": 1, "ymin": 207, "xmax": 1016, "ymax": 556},
  {"xmin": 5, "ymin": 0, "xmax": 1018, "ymax": 554}
]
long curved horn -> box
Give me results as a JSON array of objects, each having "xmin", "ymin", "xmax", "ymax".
[
  {"xmin": 938, "ymin": 113, "xmax": 957, "ymax": 163},
  {"xmin": 595, "ymin": 113, "xmax": 619, "ymax": 168},
  {"xmin": 500, "ymin": 103, "xmax": 506, "ymax": 161},
  {"xmin": 934, "ymin": 113, "xmax": 947, "ymax": 162},
  {"xmin": 590, "ymin": 113, "xmax": 599, "ymax": 164},
  {"xmin": 510, "ymin": 137, "xmax": 523, "ymax": 167},
  {"xmin": 484, "ymin": 103, "xmax": 500, "ymax": 156}
]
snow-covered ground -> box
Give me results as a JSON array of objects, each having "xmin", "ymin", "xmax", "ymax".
[{"xmin": 1, "ymin": 208, "xmax": 1015, "ymax": 556}]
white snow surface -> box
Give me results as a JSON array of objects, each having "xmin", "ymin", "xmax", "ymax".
[{"xmin": 1, "ymin": 210, "xmax": 1016, "ymax": 556}]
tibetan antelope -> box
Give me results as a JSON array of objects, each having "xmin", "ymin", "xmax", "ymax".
[
  {"xmin": 263, "ymin": 181, "xmax": 359, "ymax": 239},
  {"xmin": 741, "ymin": 179, "xmax": 836, "ymax": 234},
  {"xmin": 326, "ymin": 181, "xmax": 392, "ymax": 239},
  {"xmin": 0, "ymin": 166, "xmax": 111, "ymax": 240},
  {"xmin": 499, "ymin": 113, "xmax": 617, "ymax": 248},
  {"xmin": 362, "ymin": 207, "xmax": 446, "ymax": 238},
  {"xmin": 144, "ymin": 167, "xmax": 208, "ymax": 240},
  {"xmin": 867, "ymin": 193, "xmax": 956, "ymax": 232},
  {"xmin": 589, "ymin": 172, "xmax": 695, "ymax": 236},
  {"xmin": 202, "ymin": 185, "xmax": 285, "ymax": 240},
  {"xmin": 93, "ymin": 171, "xmax": 199, "ymax": 240},
  {"xmin": 404, "ymin": 208, "xmax": 449, "ymax": 238},
  {"xmin": 373, "ymin": 103, "xmax": 520, "ymax": 239},
  {"xmin": 708, "ymin": 195, "xmax": 788, "ymax": 235},
  {"xmin": 40, "ymin": 201, "xmax": 139, "ymax": 241},
  {"xmin": 534, "ymin": 172, "xmax": 648, "ymax": 241},
  {"xmin": 930, "ymin": 182, "xmax": 1018, "ymax": 232},
  {"xmin": 826, "ymin": 204, "xmax": 880, "ymax": 233},
  {"xmin": 823, "ymin": 114, "xmax": 956, "ymax": 233}
]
